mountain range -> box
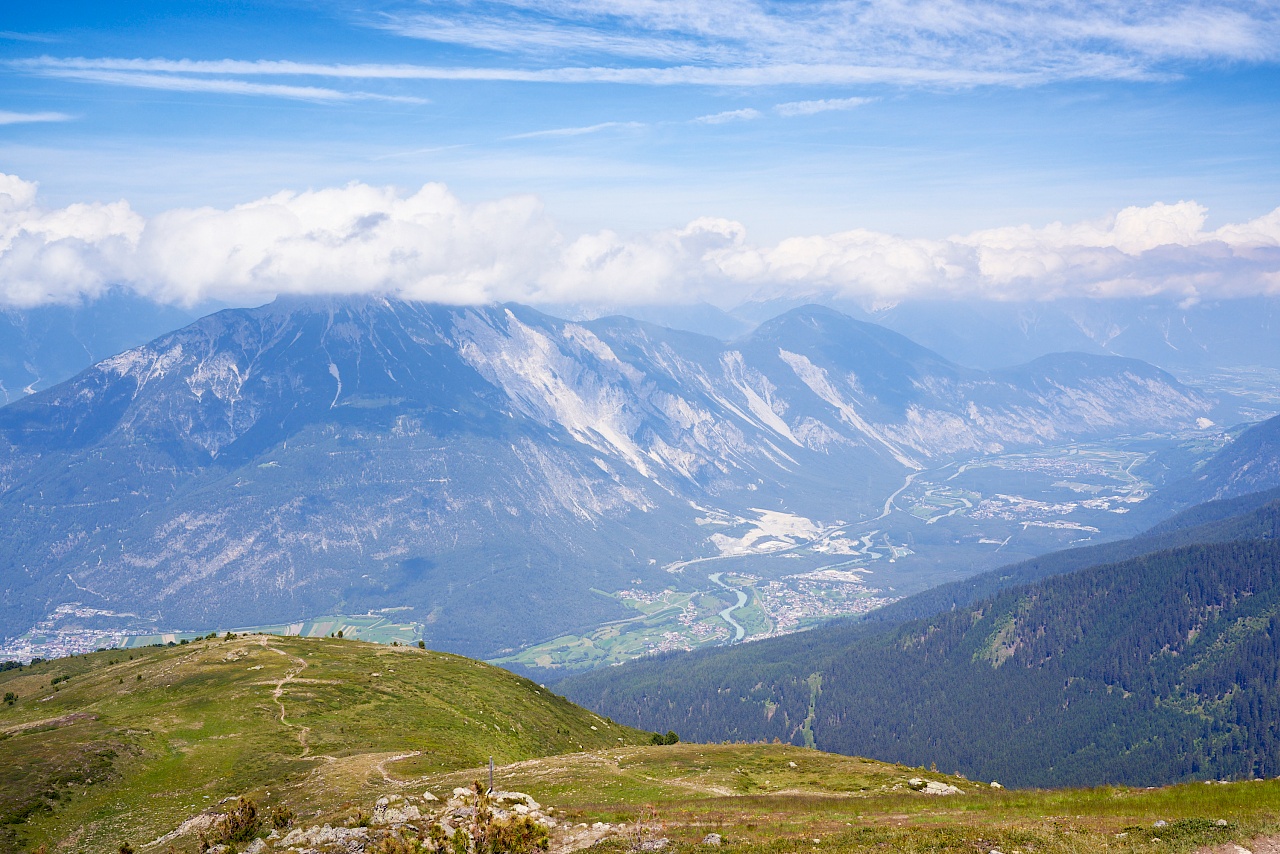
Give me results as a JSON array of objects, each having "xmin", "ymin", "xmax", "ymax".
[
  {"xmin": 7, "ymin": 293, "xmax": 1280, "ymax": 411},
  {"xmin": 0, "ymin": 298, "xmax": 1224, "ymax": 658},
  {"xmin": 736, "ymin": 295, "xmax": 1280, "ymax": 373}
]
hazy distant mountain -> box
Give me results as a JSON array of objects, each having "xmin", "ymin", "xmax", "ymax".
[
  {"xmin": 1149, "ymin": 413, "xmax": 1280, "ymax": 513},
  {"xmin": 0, "ymin": 292, "xmax": 200, "ymax": 404},
  {"xmin": 0, "ymin": 299, "xmax": 1221, "ymax": 656},
  {"xmin": 539, "ymin": 301, "xmax": 755, "ymax": 340},
  {"xmin": 735, "ymin": 296, "xmax": 1280, "ymax": 371}
]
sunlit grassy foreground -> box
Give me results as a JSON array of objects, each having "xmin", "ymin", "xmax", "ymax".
[
  {"xmin": 1, "ymin": 636, "xmax": 1276, "ymax": 853},
  {"xmin": 414, "ymin": 744, "xmax": 1280, "ymax": 854}
]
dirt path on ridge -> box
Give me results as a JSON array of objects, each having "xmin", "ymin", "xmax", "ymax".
[{"xmin": 262, "ymin": 641, "xmax": 314, "ymax": 757}]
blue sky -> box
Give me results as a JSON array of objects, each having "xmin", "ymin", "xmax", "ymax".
[{"xmin": 1, "ymin": 1, "xmax": 1279, "ymax": 308}]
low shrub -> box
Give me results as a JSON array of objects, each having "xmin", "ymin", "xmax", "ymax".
[{"xmin": 200, "ymin": 797, "xmax": 260, "ymax": 849}]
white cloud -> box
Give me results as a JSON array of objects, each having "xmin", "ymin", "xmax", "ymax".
[
  {"xmin": 0, "ymin": 31, "xmax": 57, "ymax": 43},
  {"xmin": 1, "ymin": 174, "xmax": 1278, "ymax": 309},
  {"xmin": 0, "ymin": 110, "xmax": 72, "ymax": 125},
  {"xmin": 380, "ymin": 13, "xmax": 713, "ymax": 63},
  {"xmin": 693, "ymin": 108, "xmax": 762, "ymax": 124},
  {"xmin": 774, "ymin": 96, "xmax": 875, "ymax": 116},
  {"xmin": 711, "ymin": 202, "xmax": 1280, "ymax": 302},
  {"xmin": 17, "ymin": 56, "xmax": 1027, "ymax": 88},
  {"xmin": 29, "ymin": 67, "xmax": 427, "ymax": 103},
  {"xmin": 0, "ymin": 175, "xmax": 144, "ymax": 307},
  {"xmin": 508, "ymin": 121, "xmax": 646, "ymax": 139}
]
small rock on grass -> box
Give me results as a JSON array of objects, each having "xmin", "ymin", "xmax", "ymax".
[{"xmin": 907, "ymin": 778, "xmax": 963, "ymax": 795}]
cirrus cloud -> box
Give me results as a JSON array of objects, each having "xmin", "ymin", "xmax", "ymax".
[
  {"xmin": 0, "ymin": 110, "xmax": 73, "ymax": 125},
  {"xmin": 1, "ymin": 174, "xmax": 1278, "ymax": 309},
  {"xmin": 774, "ymin": 96, "xmax": 876, "ymax": 116},
  {"xmin": 24, "ymin": 0, "xmax": 1280, "ymax": 97},
  {"xmin": 694, "ymin": 107, "xmax": 762, "ymax": 123}
]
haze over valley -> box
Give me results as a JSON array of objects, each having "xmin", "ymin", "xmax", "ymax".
[{"xmin": 0, "ymin": 295, "xmax": 1270, "ymax": 670}]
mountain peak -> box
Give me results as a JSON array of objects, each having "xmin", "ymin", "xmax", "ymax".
[{"xmin": 752, "ymin": 303, "xmax": 960, "ymax": 370}]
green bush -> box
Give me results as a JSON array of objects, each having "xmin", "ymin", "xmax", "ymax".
[
  {"xmin": 376, "ymin": 831, "xmax": 425, "ymax": 853},
  {"xmin": 271, "ymin": 804, "xmax": 296, "ymax": 829},
  {"xmin": 491, "ymin": 816, "xmax": 549, "ymax": 853},
  {"xmin": 432, "ymin": 779, "xmax": 551, "ymax": 854},
  {"xmin": 202, "ymin": 797, "xmax": 259, "ymax": 848}
]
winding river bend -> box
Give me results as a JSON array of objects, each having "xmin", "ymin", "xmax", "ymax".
[{"xmin": 709, "ymin": 572, "xmax": 748, "ymax": 642}]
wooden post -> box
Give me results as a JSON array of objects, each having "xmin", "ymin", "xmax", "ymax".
[{"xmin": 489, "ymin": 756, "xmax": 494, "ymax": 793}]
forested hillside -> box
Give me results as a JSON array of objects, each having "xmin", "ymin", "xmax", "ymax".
[{"xmin": 563, "ymin": 510, "xmax": 1280, "ymax": 788}]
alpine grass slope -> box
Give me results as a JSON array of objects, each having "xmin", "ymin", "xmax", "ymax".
[{"xmin": 3, "ymin": 635, "xmax": 1279, "ymax": 854}]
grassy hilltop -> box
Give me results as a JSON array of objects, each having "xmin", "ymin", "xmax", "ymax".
[
  {"xmin": 0, "ymin": 633, "xmax": 644, "ymax": 852},
  {"xmin": 1, "ymin": 635, "xmax": 1278, "ymax": 854}
]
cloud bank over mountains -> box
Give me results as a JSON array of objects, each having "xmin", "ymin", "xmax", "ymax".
[{"xmin": 2, "ymin": 173, "xmax": 1278, "ymax": 309}]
